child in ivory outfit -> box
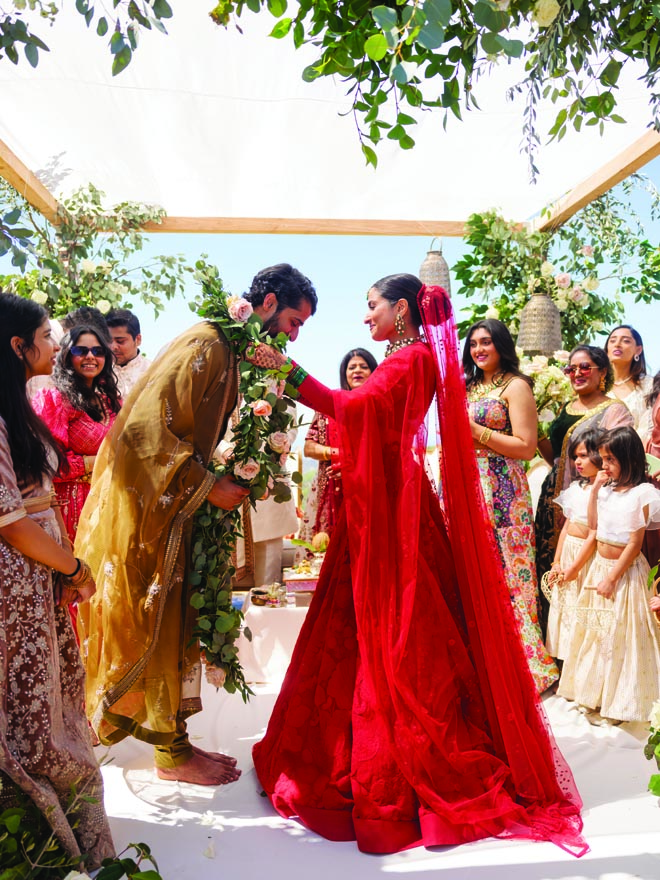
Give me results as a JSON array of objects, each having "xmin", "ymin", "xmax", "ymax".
[
  {"xmin": 545, "ymin": 430, "xmax": 600, "ymax": 661},
  {"xmin": 558, "ymin": 426, "xmax": 660, "ymax": 723}
]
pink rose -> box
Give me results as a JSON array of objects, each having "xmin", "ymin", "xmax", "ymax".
[
  {"xmin": 569, "ymin": 286, "xmax": 584, "ymax": 302},
  {"xmin": 555, "ymin": 272, "xmax": 571, "ymax": 289},
  {"xmin": 205, "ymin": 665, "xmax": 227, "ymax": 688},
  {"xmin": 234, "ymin": 458, "xmax": 260, "ymax": 481},
  {"xmin": 249, "ymin": 399, "xmax": 273, "ymax": 418},
  {"xmin": 268, "ymin": 431, "xmax": 291, "ymax": 454},
  {"xmin": 579, "ymin": 245, "xmax": 594, "ymax": 257},
  {"xmin": 226, "ymin": 295, "xmax": 253, "ymax": 323}
]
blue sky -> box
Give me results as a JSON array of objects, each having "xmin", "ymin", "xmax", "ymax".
[{"xmin": 132, "ymin": 158, "xmax": 660, "ymax": 389}]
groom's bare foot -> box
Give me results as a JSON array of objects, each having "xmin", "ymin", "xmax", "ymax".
[
  {"xmin": 192, "ymin": 745, "xmax": 238, "ymax": 768},
  {"xmin": 156, "ymin": 751, "xmax": 241, "ymax": 785}
]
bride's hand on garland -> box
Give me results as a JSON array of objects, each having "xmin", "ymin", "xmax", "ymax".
[
  {"xmin": 245, "ymin": 343, "xmax": 287, "ymax": 370},
  {"xmin": 207, "ymin": 475, "xmax": 250, "ymax": 510}
]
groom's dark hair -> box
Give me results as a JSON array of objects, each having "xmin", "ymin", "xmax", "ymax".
[{"xmin": 245, "ymin": 264, "xmax": 317, "ymax": 315}]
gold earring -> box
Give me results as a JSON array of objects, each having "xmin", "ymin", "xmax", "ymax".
[
  {"xmin": 395, "ymin": 313, "xmax": 405, "ymax": 336},
  {"xmin": 599, "ymin": 375, "xmax": 606, "ymax": 391}
]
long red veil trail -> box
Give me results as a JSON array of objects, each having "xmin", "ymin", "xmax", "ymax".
[{"xmin": 418, "ymin": 284, "xmax": 586, "ymax": 852}]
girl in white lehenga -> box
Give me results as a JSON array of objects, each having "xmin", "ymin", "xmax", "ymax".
[
  {"xmin": 0, "ymin": 293, "xmax": 114, "ymax": 868},
  {"xmin": 558, "ymin": 426, "xmax": 660, "ymax": 722},
  {"xmin": 545, "ymin": 430, "xmax": 600, "ymax": 661}
]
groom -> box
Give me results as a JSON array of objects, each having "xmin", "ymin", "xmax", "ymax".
[{"xmin": 75, "ymin": 264, "xmax": 316, "ymax": 786}]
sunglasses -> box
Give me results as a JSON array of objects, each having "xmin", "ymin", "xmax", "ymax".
[
  {"xmin": 563, "ymin": 363, "xmax": 598, "ymax": 377},
  {"xmin": 70, "ymin": 345, "xmax": 106, "ymax": 358}
]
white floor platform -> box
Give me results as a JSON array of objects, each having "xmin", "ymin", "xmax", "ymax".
[{"xmin": 101, "ymin": 684, "xmax": 660, "ymax": 880}]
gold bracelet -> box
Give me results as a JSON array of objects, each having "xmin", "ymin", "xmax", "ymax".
[{"xmin": 479, "ymin": 427, "xmax": 493, "ymax": 446}]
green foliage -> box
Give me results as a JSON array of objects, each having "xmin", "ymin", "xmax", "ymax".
[
  {"xmin": 0, "ymin": 774, "xmax": 162, "ymax": 879},
  {"xmin": 453, "ymin": 175, "xmax": 660, "ymax": 349},
  {"xmin": 0, "ymin": 181, "xmax": 205, "ymax": 319},
  {"xmin": 0, "ymin": 204, "xmax": 34, "ymax": 272},
  {"xmin": 208, "ymin": 1, "xmax": 660, "ymax": 172},
  {"xmin": 2, "ymin": 1, "xmax": 172, "ymax": 74}
]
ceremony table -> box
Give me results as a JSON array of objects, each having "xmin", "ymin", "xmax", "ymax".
[{"xmin": 237, "ymin": 603, "xmax": 309, "ymax": 684}]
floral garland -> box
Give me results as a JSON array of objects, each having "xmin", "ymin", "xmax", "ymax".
[{"xmin": 188, "ymin": 267, "xmax": 301, "ymax": 701}]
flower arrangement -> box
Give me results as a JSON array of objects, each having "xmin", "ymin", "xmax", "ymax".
[
  {"xmin": 519, "ymin": 350, "xmax": 574, "ymax": 437},
  {"xmin": 187, "ymin": 268, "xmax": 302, "ymax": 701},
  {"xmin": 645, "ymin": 698, "xmax": 660, "ymax": 796},
  {"xmin": 0, "ymin": 180, "xmax": 206, "ymax": 318},
  {"xmin": 454, "ymin": 194, "xmax": 660, "ymax": 350}
]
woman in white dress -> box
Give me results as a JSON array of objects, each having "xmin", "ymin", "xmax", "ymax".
[{"xmin": 558, "ymin": 426, "xmax": 660, "ymax": 723}]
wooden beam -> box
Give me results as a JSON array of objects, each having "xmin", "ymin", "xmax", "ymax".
[
  {"xmin": 143, "ymin": 216, "xmax": 467, "ymax": 236},
  {"xmin": 535, "ymin": 129, "xmax": 660, "ymax": 232},
  {"xmin": 0, "ymin": 139, "xmax": 59, "ymax": 224}
]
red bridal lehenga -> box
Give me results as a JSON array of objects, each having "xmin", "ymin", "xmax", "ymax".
[{"xmin": 252, "ymin": 286, "xmax": 586, "ymax": 856}]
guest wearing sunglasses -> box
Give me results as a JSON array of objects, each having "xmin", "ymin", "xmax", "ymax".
[
  {"xmin": 534, "ymin": 345, "xmax": 633, "ymax": 636},
  {"xmin": 32, "ymin": 326, "xmax": 121, "ymax": 550}
]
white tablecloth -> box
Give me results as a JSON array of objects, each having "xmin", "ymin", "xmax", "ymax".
[{"xmin": 237, "ymin": 604, "xmax": 308, "ymax": 684}]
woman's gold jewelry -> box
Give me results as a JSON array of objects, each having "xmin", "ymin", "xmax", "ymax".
[
  {"xmin": 384, "ymin": 336, "xmax": 422, "ymax": 358},
  {"xmin": 394, "ymin": 312, "xmax": 406, "ymax": 337},
  {"xmin": 479, "ymin": 427, "xmax": 493, "ymax": 446},
  {"xmin": 467, "ymin": 372, "xmax": 507, "ymax": 402}
]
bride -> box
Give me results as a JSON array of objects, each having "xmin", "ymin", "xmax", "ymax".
[{"xmin": 248, "ymin": 275, "xmax": 586, "ymax": 856}]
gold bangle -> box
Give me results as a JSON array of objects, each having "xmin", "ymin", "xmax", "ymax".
[{"xmin": 479, "ymin": 427, "xmax": 493, "ymax": 446}]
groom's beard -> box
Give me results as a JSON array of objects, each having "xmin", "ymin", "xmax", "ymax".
[{"xmin": 262, "ymin": 311, "xmax": 283, "ymax": 337}]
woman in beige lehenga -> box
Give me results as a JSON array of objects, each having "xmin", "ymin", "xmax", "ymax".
[{"xmin": 0, "ymin": 293, "xmax": 114, "ymax": 869}]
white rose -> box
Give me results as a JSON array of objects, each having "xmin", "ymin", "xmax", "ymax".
[
  {"xmin": 484, "ymin": 306, "xmax": 499, "ymax": 320},
  {"xmin": 226, "ymin": 295, "xmax": 253, "ymax": 323},
  {"xmin": 234, "ymin": 458, "xmax": 260, "ymax": 481},
  {"xmin": 531, "ymin": 355, "xmax": 549, "ymax": 370},
  {"xmin": 533, "ymin": 0, "xmax": 560, "ymax": 28},
  {"xmin": 80, "ymin": 259, "xmax": 97, "ymax": 274},
  {"xmin": 540, "ymin": 261, "xmax": 555, "ymax": 278},
  {"xmin": 96, "ymin": 299, "xmax": 112, "ymax": 314},
  {"xmin": 649, "ymin": 700, "xmax": 660, "ymax": 730},
  {"xmin": 538, "ymin": 408, "xmax": 555, "ymax": 422},
  {"xmin": 592, "ymin": 320, "xmax": 604, "ymax": 332},
  {"xmin": 555, "ymin": 293, "xmax": 569, "ymax": 312},
  {"xmin": 268, "ymin": 431, "xmax": 291, "ymax": 454},
  {"xmin": 553, "ymin": 349, "xmax": 570, "ymax": 364},
  {"xmin": 97, "ymin": 260, "xmax": 113, "ymax": 275},
  {"xmin": 30, "ymin": 290, "xmax": 49, "ymax": 305},
  {"xmin": 63, "ymin": 872, "xmax": 92, "ymax": 880},
  {"xmin": 583, "ymin": 276, "xmax": 599, "ymax": 292}
]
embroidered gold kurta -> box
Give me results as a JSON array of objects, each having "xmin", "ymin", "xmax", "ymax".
[{"xmin": 76, "ymin": 322, "xmax": 238, "ymax": 745}]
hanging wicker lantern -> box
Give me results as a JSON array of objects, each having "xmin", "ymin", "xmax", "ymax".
[
  {"xmin": 516, "ymin": 291, "xmax": 563, "ymax": 356},
  {"xmin": 419, "ymin": 238, "xmax": 451, "ymax": 296}
]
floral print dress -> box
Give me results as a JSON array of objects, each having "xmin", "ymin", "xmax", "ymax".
[
  {"xmin": 0, "ymin": 417, "xmax": 114, "ymax": 868},
  {"xmin": 470, "ymin": 393, "xmax": 559, "ymax": 693}
]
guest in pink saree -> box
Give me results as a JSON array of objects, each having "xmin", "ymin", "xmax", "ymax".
[{"xmin": 33, "ymin": 325, "xmax": 121, "ymax": 545}]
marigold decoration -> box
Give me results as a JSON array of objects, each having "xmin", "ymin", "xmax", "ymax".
[{"xmin": 187, "ymin": 268, "xmax": 302, "ymax": 701}]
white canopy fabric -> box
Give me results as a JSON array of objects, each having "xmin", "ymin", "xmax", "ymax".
[{"xmin": 0, "ymin": 1, "xmax": 656, "ymax": 225}]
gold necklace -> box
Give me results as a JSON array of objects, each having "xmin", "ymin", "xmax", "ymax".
[
  {"xmin": 467, "ymin": 371, "xmax": 507, "ymax": 402},
  {"xmin": 384, "ymin": 336, "xmax": 422, "ymax": 358},
  {"xmin": 613, "ymin": 375, "xmax": 632, "ymax": 386}
]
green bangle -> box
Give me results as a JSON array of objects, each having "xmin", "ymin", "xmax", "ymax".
[{"xmin": 288, "ymin": 362, "xmax": 308, "ymax": 389}]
